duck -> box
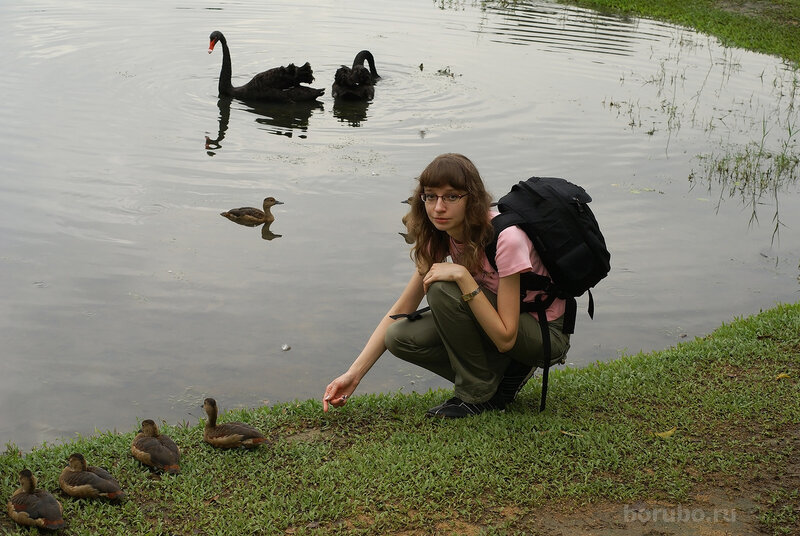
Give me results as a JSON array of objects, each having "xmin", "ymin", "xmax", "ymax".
[
  {"xmin": 131, "ymin": 419, "xmax": 181, "ymax": 474},
  {"xmin": 202, "ymin": 397, "xmax": 268, "ymax": 449},
  {"xmin": 220, "ymin": 197, "xmax": 284, "ymax": 226},
  {"xmin": 58, "ymin": 453, "xmax": 125, "ymax": 500},
  {"xmin": 332, "ymin": 50, "xmax": 380, "ymax": 100},
  {"xmin": 208, "ymin": 31, "xmax": 324, "ymax": 102},
  {"xmin": 7, "ymin": 469, "xmax": 65, "ymax": 531}
]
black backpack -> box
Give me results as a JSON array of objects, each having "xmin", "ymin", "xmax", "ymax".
[{"xmin": 486, "ymin": 176, "xmax": 611, "ymax": 410}]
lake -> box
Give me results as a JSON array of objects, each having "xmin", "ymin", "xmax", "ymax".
[{"xmin": 1, "ymin": 0, "xmax": 798, "ymax": 451}]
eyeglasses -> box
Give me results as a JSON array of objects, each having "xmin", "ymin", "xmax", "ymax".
[{"xmin": 420, "ymin": 193, "xmax": 468, "ymax": 205}]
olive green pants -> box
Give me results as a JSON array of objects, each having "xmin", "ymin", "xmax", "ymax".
[{"xmin": 385, "ymin": 281, "xmax": 570, "ymax": 403}]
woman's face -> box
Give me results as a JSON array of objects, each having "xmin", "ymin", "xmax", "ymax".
[{"xmin": 422, "ymin": 185, "xmax": 468, "ymax": 241}]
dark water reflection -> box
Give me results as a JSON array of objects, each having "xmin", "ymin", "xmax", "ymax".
[
  {"xmin": 333, "ymin": 99, "xmax": 373, "ymax": 127},
  {"xmin": 206, "ymin": 97, "xmax": 324, "ymax": 154},
  {"xmin": 1, "ymin": 0, "xmax": 798, "ymax": 451}
]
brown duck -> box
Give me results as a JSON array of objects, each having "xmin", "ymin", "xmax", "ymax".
[
  {"xmin": 7, "ymin": 469, "xmax": 65, "ymax": 531},
  {"xmin": 332, "ymin": 50, "xmax": 380, "ymax": 101},
  {"xmin": 58, "ymin": 453, "xmax": 125, "ymax": 500},
  {"xmin": 208, "ymin": 31, "xmax": 324, "ymax": 102},
  {"xmin": 131, "ymin": 419, "xmax": 181, "ymax": 474},
  {"xmin": 203, "ymin": 397, "xmax": 268, "ymax": 449},
  {"xmin": 221, "ymin": 197, "xmax": 284, "ymax": 226}
]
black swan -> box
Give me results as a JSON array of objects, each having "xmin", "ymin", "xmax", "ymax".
[
  {"xmin": 208, "ymin": 31, "xmax": 324, "ymax": 102},
  {"xmin": 332, "ymin": 50, "xmax": 380, "ymax": 100}
]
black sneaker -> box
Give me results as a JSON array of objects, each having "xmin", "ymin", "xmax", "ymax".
[
  {"xmin": 425, "ymin": 396, "xmax": 505, "ymax": 419},
  {"xmin": 496, "ymin": 360, "xmax": 536, "ymax": 405}
]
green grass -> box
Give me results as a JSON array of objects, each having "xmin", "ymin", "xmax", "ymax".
[
  {"xmin": 557, "ymin": 0, "xmax": 800, "ymax": 65},
  {"xmin": 4, "ymin": 3, "xmax": 800, "ymax": 534},
  {"xmin": 2, "ymin": 301, "xmax": 799, "ymax": 534}
]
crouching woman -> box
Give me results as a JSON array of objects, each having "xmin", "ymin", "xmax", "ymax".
[{"xmin": 322, "ymin": 153, "xmax": 570, "ymax": 418}]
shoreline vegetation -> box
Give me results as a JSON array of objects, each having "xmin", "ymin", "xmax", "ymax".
[
  {"xmin": 2, "ymin": 303, "xmax": 797, "ymax": 534},
  {"xmin": 559, "ymin": 0, "xmax": 800, "ymax": 66},
  {"xmin": 3, "ymin": 2, "xmax": 800, "ymax": 535}
]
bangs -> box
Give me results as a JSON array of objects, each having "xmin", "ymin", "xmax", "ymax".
[{"xmin": 418, "ymin": 157, "xmax": 469, "ymax": 190}]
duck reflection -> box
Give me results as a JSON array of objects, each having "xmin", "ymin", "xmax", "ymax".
[
  {"xmin": 332, "ymin": 99, "xmax": 371, "ymax": 127},
  {"xmin": 260, "ymin": 221, "xmax": 282, "ymax": 241}
]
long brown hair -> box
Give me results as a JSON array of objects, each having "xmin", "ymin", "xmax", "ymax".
[{"xmin": 408, "ymin": 153, "xmax": 494, "ymax": 274}]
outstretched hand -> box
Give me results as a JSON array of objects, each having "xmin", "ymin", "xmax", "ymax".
[{"xmin": 323, "ymin": 372, "xmax": 358, "ymax": 412}]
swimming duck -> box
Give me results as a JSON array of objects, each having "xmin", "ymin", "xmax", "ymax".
[
  {"xmin": 203, "ymin": 397, "xmax": 268, "ymax": 449},
  {"xmin": 7, "ymin": 469, "xmax": 65, "ymax": 531},
  {"xmin": 58, "ymin": 453, "xmax": 125, "ymax": 500},
  {"xmin": 208, "ymin": 31, "xmax": 324, "ymax": 102},
  {"xmin": 131, "ymin": 419, "xmax": 181, "ymax": 474},
  {"xmin": 221, "ymin": 197, "xmax": 284, "ymax": 227},
  {"xmin": 332, "ymin": 50, "xmax": 380, "ymax": 100}
]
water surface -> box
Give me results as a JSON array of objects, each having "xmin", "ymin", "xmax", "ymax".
[{"xmin": 1, "ymin": 0, "xmax": 798, "ymax": 450}]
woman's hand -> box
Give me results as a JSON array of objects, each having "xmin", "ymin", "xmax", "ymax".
[
  {"xmin": 422, "ymin": 262, "xmax": 469, "ymax": 292},
  {"xmin": 322, "ymin": 372, "xmax": 359, "ymax": 412}
]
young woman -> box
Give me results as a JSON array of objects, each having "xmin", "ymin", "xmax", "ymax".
[{"xmin": 322, "ymin": 153, "xmax": 570, "ymax": 418}]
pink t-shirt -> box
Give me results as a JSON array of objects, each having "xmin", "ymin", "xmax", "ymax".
[{"xmin": 448, "ymin": 214, "xmax": 566, "ymax": 322}]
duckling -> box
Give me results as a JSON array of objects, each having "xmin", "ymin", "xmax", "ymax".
[
  {"xmin": 220, "ymin": 197, "xmax": 284, "ymax": 226},
  {"xmin": 203, "ymin": 397, "xmax": 268, "ymax": 449},
  {"xmin": 131, "ymin": 419, "xmax": 181, "ymax": 474},
  {"xmin": 7, "ymin": 469, "xmax": 65, "ymax": 531},
  {"xmin": 59, "ymin": 453, "xmax": 125, "ymax": 500}
]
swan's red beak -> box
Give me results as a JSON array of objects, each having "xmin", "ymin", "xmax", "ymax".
[{"xmin": 208, "ymin": 40, "xmax": 217, "ymax": 54}]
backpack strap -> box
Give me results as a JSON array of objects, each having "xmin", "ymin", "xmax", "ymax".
[
  {"xmin": 522, "ymin": 292, "xmax": 557, "ymax": 412},
  {"xmin": 389, "ymin": 307, "xmax": 430, "ymax": 321},
  {"xmin": 488, "ymin": 213, "xmax": 577, "ymax": 336}
]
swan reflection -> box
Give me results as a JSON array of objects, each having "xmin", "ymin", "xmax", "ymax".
[
  {"xmin": 248, "ymin": 99, "xmax": 323, "ymax": 138},
  {"xmin": 332, "ymin": 99, "xmax": 371, "ymax": 127},
  {"xmin": 205, "ymin": 97, "xmax": 232, "ymax": 156},
  {"xmin": 205, "ymin": 97, "xmax": 323, "ymax": 154}
]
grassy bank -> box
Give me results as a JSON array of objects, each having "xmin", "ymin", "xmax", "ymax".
[
  {"xmin": 558, "ymin": 0, "xmax": 800, "ymax": 65},
  {"xmin": 4, "ymin": 2, "xmax": 800, "ymax": 535},
  {"xmin": 2, "ymin": 302, "xmax": 798, "ymax": 534}
]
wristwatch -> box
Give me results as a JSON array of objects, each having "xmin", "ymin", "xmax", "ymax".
[{"xmin": 461, "ymin": 286, "xmax": 482, "ymax": 302}]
